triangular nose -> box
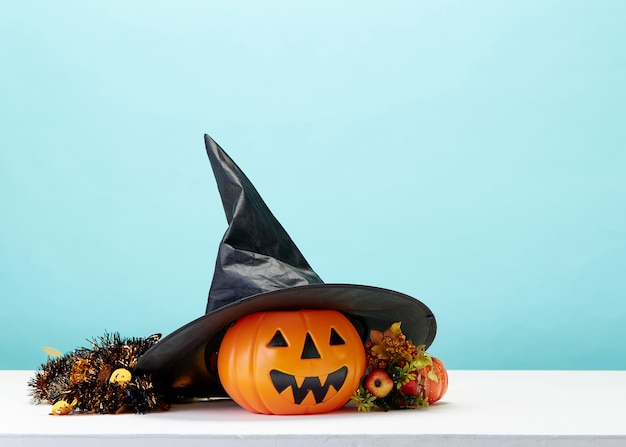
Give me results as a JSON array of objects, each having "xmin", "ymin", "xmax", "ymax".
[{"xmin": 301, "ymin": 333, "xmax": 321, "ymax": 359}]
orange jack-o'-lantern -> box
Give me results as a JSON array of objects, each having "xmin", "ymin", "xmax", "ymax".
[{"xmin": 217, "ymin": 310, "xmax": 366, "ymax": 415}]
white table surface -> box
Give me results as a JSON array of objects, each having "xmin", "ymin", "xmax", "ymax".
[{"xmin": 2, "ymin": 370, "xmax": 625, "ymax": 447}]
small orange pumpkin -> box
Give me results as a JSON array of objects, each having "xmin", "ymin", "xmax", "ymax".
[
  {"xmin": 422, "ymin": 356, "xmax": 448, "ymax": 404},
  {"xmin": 217, "ymin": 309, "xmax": 366, "ymax": 415}
]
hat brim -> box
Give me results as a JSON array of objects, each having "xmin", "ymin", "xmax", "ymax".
[{"xmin": 136, "ymin": 283, "xmax": 436, "ymax": 397}]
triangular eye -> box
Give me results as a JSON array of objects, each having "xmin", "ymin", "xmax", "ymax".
[
  {"xmin": 329, "ymin": 328, "xmax": 345, "ymax": 345},
  {"xmin": 268, "ymin": 330, "xmax": 288, "ymax": 347}
]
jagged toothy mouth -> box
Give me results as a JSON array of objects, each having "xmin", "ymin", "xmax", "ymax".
[{"xmin": 269, "ymin": 366, "xmax": 348, "ymax": 405}]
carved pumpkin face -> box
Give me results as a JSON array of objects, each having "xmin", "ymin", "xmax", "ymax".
[{"xmin": 217, "ymin": 309, "xmax": 366, "ymax": 415}]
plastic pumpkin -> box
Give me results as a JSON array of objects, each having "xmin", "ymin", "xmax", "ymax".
[{"xmin": 217, "ymin": 310, "xmax": 366, "ymax": 415}]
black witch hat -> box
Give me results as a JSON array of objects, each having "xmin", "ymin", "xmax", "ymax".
[{"xmin": 136, "ymin": 135, "xmax": 436, "ymax": 396}]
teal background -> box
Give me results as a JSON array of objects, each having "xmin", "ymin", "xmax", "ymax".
[{"xmin": 1, "ymin": 1, "xmax": 625, "ymax": 370}]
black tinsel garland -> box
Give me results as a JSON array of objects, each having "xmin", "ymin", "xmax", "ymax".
[{"xmin": 28, "ymin": 332, "xmax": 169, "ymax": 415}]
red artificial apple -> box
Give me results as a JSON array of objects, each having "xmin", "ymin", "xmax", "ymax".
[
  {"xmin": 400, "ymin": 377, "xmax": 418, "ymax": 397},
  {"xmin": 364, "ymin": 369, "xmax": 394, "ymax": 398}
]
